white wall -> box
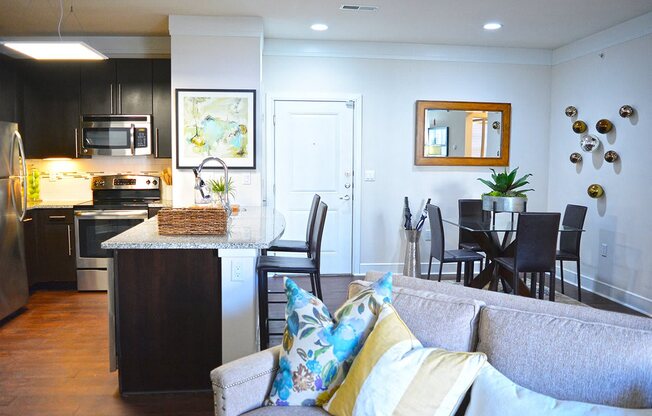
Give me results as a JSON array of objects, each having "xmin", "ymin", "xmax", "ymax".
[
  {"xmin": 169, "ymin": 17, "xmax": 263, "ymax": 208},
  {"xmin": 548, "ymin": 33, "xmax": 652, "ymax": 314},
  {"xmin": 263, "ymin": 55, "xmax": 551, "ymax": 273}
]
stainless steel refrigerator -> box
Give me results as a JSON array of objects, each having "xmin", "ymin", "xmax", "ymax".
[{"xmin": 0, "ymin": 121, "xmax": 28, "ymax": 321}]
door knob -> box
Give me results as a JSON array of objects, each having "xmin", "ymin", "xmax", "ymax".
[{"xmin": 340, "ymin": 195, "xmax": 351, "ymax": 200}]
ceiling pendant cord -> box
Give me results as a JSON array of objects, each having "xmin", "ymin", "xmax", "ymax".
[{"xmin": 57, "ymin": 0, "xmax": 64, "ymax": 40}]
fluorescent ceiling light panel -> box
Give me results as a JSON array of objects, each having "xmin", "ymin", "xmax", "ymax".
[
  {"xmin": 3, "ymin": 41, "xmax": 107, "ymax": 60},
  {"xmin": 310, "ymin": 23, "xmax": 329, "ymax": 31},
  {"xmin": 483, "ymin": 22, "xmax": 503, "ymax": 30}
]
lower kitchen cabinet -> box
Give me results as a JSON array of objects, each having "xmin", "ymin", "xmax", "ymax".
[{"xmin": 24, "ymin": 209, "xmax": 77, "ymax": 287}]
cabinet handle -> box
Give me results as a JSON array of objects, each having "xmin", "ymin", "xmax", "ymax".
[
  {"xmin": 110, "ymin": 83, "xmax": 114, "ymax": 114},
  {"xmin": 49, "ymin": 215, "xmax": 66, "ymax": 220},
  {"xmin": 23, "ymin": 217, "xmax": 33, "ymax": 223},
  {"xmin": 155, "ymin": 128, "xmax": 160, "ymax": 158},
  {"xmin": 118, "ymin": 83, "xmax": 122, "ymax": 114},
  {"xmin": 74, "ymin": 128, "xmax": 79, "ymax": 158},
  {"xmin": 67, "ymin": 225, "xmax": 72, "ymax": 257}
]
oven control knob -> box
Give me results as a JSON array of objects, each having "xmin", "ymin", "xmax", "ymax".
[
  {"xmin": 153, "ymin": 180, "xmax": 158, "ymax": 186},
  {"xmin": 146, "ymin": 180, "xmax": 151, "ymax": 185},
  {"xmin": 94, "ymin": 179, "xmax": 105, "ymax": 187}
]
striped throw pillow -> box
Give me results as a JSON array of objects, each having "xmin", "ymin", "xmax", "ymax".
[{"xmin": 324, "ymin": 303, "xmax": 486, "ymax": 416}]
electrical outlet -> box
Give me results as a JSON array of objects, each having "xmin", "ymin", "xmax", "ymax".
[
  {"xmin": 600, "ymin": 243, "xmax": 608, "ymax": 257},
  {"xmin": 231, "ymin": 261, "xmax": 244, "ymax": 281}
]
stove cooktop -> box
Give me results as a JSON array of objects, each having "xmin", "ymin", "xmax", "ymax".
[{"xmin": 73, "ymin": 199, "xmax": 160, "ymax": 210}]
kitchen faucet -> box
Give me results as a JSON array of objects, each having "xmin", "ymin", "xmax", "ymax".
[{"xmin": 193, "ymin": 156, "xmax": 231, "ymax": 215}]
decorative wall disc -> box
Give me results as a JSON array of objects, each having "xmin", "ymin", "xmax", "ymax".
[
  {"xmin": 595, "ymin": 119, "xmax": 613, "ymax": 134},
  {"xmin": 619, "ymin": 105, "xmax": 634, "ymax": 118},
  {"xmin": 565, "ymin": 106, "xmax": 578, "ymax": 117},
  {"xmin": 569, "ymin": 152, "xmax": 582, "ymax": 164},
  {"xmin": 572, "ymin": 120, "xmax": 587, "ymax": 134},
  {"xmin": 580, "ymin": 134, "xmax": 600, "ymax": 152},
  {"xmin": 587, "ymin": 184, "xmax": 604, "ymax": 199},
  {"xmin": 604, "ymin": 150, "xmax": 619, "ymax": 163}
]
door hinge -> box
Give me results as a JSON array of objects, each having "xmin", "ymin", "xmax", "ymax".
[
  {"xmin": 273, "ymin": 114, "xmax": 276, "ymax": 125},
  {"xmin": 346, "ymin": 100, "xmax": 355, "ymax": 109}
]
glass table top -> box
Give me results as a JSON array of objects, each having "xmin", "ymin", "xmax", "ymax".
[{"xmin": 443, "ymin": 214, "xmax": 584, "ymax": 233}]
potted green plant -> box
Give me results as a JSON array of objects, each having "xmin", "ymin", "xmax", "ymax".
[
  {"xmin": 477, "ymin": 167, "xmax": 533, "ymax": 212},
  {"xmin": 207, "ymin": 176, "xmax": 236, "ymax": 208}
]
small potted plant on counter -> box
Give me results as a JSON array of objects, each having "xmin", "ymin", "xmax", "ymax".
[
  {"xmin": 208, "ymin": 176, "xmax": 236, "ymax": 208},
  {"xmin": 477, "ymin": 167, "xmax": 533, "ymax": 212}
]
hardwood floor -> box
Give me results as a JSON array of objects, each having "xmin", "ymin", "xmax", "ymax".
[{"xmin": 0, "ymin": 274, "xmax": 645, "ymax": 415}]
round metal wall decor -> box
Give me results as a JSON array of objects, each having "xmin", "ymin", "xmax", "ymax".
[
  {"xmin": 569, "ymin": 152, "xmax": 582, "ymax": 164},
  {"xmin": 492, "ymin": 121, "xmax": 501, "ymax": 130},
  {"xmin": 565, "ymin": 106, "xmax": 578, "ymax": 117},
  {"xmin": 587, "ymin": 184, "xmax": 604, "ymax": 199},
  {"xmin": 580, "ymin": 134, "xmax": 600, "ymax": 152},
  {"xmin": 604, "ymin": 150, "xmax": 619, "ymax": 163},
  {"xmin": 619, "ymin": 105, "xmax": 634, "ymax": 118},
  {"xmin": 572, "ymin": 120, "xmax": 588, "ymax": 134},
  {"xmin": 595, "ymin": 119, "xmax": 613, "ymax": 134}
]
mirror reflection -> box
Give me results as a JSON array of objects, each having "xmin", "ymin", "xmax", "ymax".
[
  {"xmin": 415, "ymin": 101, "xmax": 511, "ymax": 166},
  {"xmin": 424, "ymin": 109, "xmax": 503, "ymax": 158}
]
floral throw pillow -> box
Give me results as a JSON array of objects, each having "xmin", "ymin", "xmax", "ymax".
[{"xmin": 267, "ymin": 272, "xmax": 393, "ymax": 407}]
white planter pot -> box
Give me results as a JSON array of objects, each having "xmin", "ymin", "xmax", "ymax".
[{"xmin": 482, "ymin": 195, "xmax": 527, "ymax": 213}]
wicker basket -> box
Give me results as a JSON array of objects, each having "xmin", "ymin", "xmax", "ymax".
[{"xmin": 157, "ymin": 206, "xmax": 228, "ymax": 235}]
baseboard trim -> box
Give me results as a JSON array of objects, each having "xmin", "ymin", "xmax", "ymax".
[{"xmin": 555, "ymin": 265, "xmax": 651, "ymax": 317}]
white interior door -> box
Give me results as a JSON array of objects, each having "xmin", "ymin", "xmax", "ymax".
[{"xmin": 273, "ymin": 100, "xmax": 354, "ymax": 273}]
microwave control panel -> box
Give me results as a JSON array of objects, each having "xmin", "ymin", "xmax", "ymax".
[{"xmin": 135, "ymin": 128, "xmax": 148, "ymax": 148}]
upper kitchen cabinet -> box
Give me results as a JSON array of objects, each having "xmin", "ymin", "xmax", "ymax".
[
  {"xmin": 0, "ymin": 55, "xmax": 18, "ymax": 122},
  {"xmin": 81, "ymin": 59, "xmax": 153, "ymax": 115},
  {"xmin": 152, "ymin": 59, "xmax": 171, "ymax": 158},
  {"xmin": 21, "ymin": 61, "xmax": 80, "ymax": 158}
]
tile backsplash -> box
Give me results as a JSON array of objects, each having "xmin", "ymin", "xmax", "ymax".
[{"xmin": 27, "ymin": 157, "xmax": 172, "ymax": 201}]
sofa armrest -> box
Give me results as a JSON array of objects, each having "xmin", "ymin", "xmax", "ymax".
[{"xmin": 210, "ymin": 346, "xmax": 281, "ymax": 416}]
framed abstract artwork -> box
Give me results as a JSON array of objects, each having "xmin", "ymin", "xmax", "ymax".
[{"xmin": 176, "ymin": 89, "xmax": 256, "ymax": 169}]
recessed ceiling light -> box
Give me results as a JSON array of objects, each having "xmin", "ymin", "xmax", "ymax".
[
  {"xmin": 310, "ymin": 23, "xmax": 329, "ymax": 31},
  {"xmin": 483, "ymin": 22, "xmax": 502, "ymax": 31},
  {"xmin": 2, "ymin": 41, "xmax": 107, "ymax": 60}
]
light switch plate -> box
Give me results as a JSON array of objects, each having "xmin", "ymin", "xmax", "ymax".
[{"xmin": 242, "ymin": 172, "xmax": 251, "ymax": 185}]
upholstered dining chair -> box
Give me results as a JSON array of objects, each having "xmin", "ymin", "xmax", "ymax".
[
  {"xmin": 494, "ymin": 212, "xmax": 561, "ymax": 301},
  {"xmin": 256, "ymin": 201, "xmax": 328, "ymax": 349},
  {"xmin": 556, "ymin": 204, "xmax": 588, "ymax": 301},
  {"xmin": 426, "ymin": 204, "xmax": 484, "ymax": 285},
  {"xmin": 266, "ymin": 194, "xmax": 321, "ymax": 256},
  {"xmin": 457, "ymin": 199, "xmax": 487, "ymax": 275}
]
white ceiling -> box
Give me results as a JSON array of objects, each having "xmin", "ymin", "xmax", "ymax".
[{"xmin": 1, "ymin": 0, "xmax": 652, "ymax": 49}]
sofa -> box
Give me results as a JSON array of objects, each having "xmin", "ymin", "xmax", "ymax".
[{"xmin": 210, "ymin": 272, "xmax": 652, "ymax": 415}]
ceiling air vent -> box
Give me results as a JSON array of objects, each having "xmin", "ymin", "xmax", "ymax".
[{"xmin": 340, "ymin": 4, "xmax": 379, "ymax": 12}]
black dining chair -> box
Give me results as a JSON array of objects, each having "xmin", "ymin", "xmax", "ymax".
[
  {"xmin": 556, "ymin": 204, "xmax": 587, "ymax": 302},
  {"xmin": 256, "ymin": 201, "xmax": 328, "ymax": 349},
  {"xmin": 494, "ymin": 212, "xmax": 561, "ymax": 301},
  {"xmin": 426, "ymin": 204, "xmax": 484, "ymax": 285},
  {"xmin": 266, "ymin": 194, "xmax": 321, "ymax": 256},
  {"xmin": 457, "ymin": 199, "xmax": 486, "ymax": 273}
]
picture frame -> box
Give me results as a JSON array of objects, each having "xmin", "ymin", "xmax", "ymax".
[
  {"xmin": 425, "ymin": 126, "xmax": 449, "ymax": 157},
  {"xmin": 176, "ymin": 89, "xmax": 256, "ymax": 169}
]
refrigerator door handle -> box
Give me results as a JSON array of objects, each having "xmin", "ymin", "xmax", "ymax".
[{"xmin": 10, "ymin": 130, "xmax": 27, "ymax": 222}]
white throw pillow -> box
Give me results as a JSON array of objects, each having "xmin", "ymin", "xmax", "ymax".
[{"xmin": 465, "ymin": 364, "xmax": 652, "ymax": 416}]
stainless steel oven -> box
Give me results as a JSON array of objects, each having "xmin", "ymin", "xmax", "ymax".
[
  {"xmin": 74, "ymin": 209, "xmax": 148, "ymax": 291},
  {"xmin": 80, "ymin": 114, "xmax": 152, "ymax": 156}
]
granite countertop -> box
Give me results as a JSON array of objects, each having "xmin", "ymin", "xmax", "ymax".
[
  {"xmin": 27, "ymin": 200, "xmax": 83, "ymax": 210},
  {"xmin": 101, "ymin": 206, "xmax": 285, "ymax": 250}
]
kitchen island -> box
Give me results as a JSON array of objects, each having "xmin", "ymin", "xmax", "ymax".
[{"xmin": 102, "ymin": 206, "xmax": 284, "ymax": 394}]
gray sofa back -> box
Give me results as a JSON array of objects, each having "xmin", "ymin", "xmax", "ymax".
[{"xmin": 354, "ymin": 272, "xmax": 652, "ymax": 409}]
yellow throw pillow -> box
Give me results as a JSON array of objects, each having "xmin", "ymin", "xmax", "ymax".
[{"xmin": 323, "ymin": 303, "xmax": 486, "ymax": 416}]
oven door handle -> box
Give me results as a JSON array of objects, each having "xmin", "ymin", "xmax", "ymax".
[
  {"xmin": 75, "ymin": 210, "xmax": 148, "ymax": 219},
  {"xmin": 130, "ymin": 124, "xmax": 136, "ymax": 155}
]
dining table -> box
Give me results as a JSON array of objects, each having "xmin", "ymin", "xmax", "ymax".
[{"xmin": 443, "ymin": 212, "xmax": 584, "ymax": 298}]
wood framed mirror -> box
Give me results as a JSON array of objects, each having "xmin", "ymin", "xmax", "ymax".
[{"xmin": 415, "ymin": 100, "xmax": 511, "ymax": 166}]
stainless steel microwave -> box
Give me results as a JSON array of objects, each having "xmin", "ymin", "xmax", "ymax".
[{"xmin": 80, "ymin": 115, "xmax": 152, "ymax": 156}]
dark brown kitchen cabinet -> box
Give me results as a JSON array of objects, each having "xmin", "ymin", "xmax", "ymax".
[
  {"xmin": 152, "ymin": 59, "xmax": 171, "ymax": 158},
  {"xmin": 24, "ymin": 209, "xmax": 77, "ymax": 286},
  {"xmin": 21, "ymin": 61, "xmax": 80, "ymax": 159},
  {"xmin": 0, "ymin": 54, "xmax": 18, "ymax": 122},
  {"xmin": 81, "ymin": 59, "xmax": 152, "ymax": 115},
  {"xmin": 22, "ymin": 212, "xmax": 38, "ymax": 287}
]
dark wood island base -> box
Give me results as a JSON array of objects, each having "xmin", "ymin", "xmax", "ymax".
[{"xmin": 114, "ymin": 249, "xmax": 222, "ymax": 394}]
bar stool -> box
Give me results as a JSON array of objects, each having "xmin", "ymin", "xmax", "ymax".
[
  {"xmin": 266, "ymin": 194, "xmax": 320, "ymax": 256},
  {"xmin": 256, "ymin": 202, "xmax": 328, "ymax": 349}
]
